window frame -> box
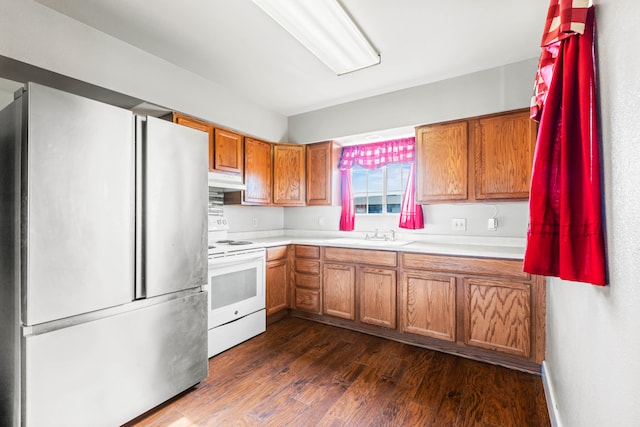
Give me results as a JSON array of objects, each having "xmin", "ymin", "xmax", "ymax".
[{"xmin": 351, "ymin": 162, "xmax": 411, "ymax": 216}]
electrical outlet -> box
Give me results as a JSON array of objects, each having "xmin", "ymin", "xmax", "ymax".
[
  {"xmin": 488, "ymin": 218, "xmax": 498, "ymax": 231},
  {"xmin": 251, "ymin": 217, "xmax": 258, "ymax": 228},
  {"xmin": 318, "ymin": 216, "xmax": 325, "ymax": 226},
  {"xmin": 451, "ymin": 218, "xmax": 466, "ymax": 231}
]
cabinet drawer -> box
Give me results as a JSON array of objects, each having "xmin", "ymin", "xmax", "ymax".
[
  {"xmin": 295, "ymin": 273, "xmax": 320, "ymax": 290},
  {"xmin": 295, "ymin": 259, "xmax": 320, "ymax": 275},
  {"xmin": 266, "ymin": 245, "xmax": 288, "ymax": 261},
  {"xmin": 295, "ymin": 288, "xmax": 320, "ymax": 314},
  {"xmin": 402, "ymin": 253, "xmax": 529, "ymax": 280},
  {"xmin": 295, "ymin": 245, "xmax": 320, "ymax": 259},
  {"xmin": 324, "ymin": 247, "xmax": 397, "ymax": 267}
]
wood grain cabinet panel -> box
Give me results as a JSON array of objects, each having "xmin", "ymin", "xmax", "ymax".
[
  {"xmin": 416, "ymin": 121, "xmax": 468, "ymax": 202},
  {"xmin": 474, "ymin": 110, "xmax": 536, "ymax": 200},
  {"xmin": 295, "ymin": 288, "xmax": 320, "ymax": 314},
  {"xmin": 292, "ymin": 245, "xmax": 322, "ymax": 314},
  {"xmin": 324, "ymin": 247, "xmax": 397, "ymax": 267},
  {"xmin": 463, "ymin": 278, "xmax": 531, "ymax": 357},
  {"xmin": 323, "ymin": 263, "xmax": 356, "ymax": 320},
  {"xmin": 400, "ymin": 271, "xmax": 456, "ymax": 342},
  {"xmin": 266, "ymin": 258, "xmax": 288, "ymax": 316},
  {"xmin": 273, "ymin": 144, "xmax": 305, "ymax": 206},
  {"xmin": 359, "ymin": 268, "xmax": 397, "ymax": 329},
  {"xmin": 295, "ymin": 245, "xmax": 320, "ymax": 259},
  {"xmin": 213, "ymin": 128, "xmax": 243, "ymax": 175},
  {"xmin": 306, "ymin": 141, "xmax": 339, "ymax": 206},
  {"xmin": 243, "ymin": 137, "xmax": 272, "ymax": 205},
  {"xmin": 295, "ymin": 259, "xmax": 320, "ymax": 275}
]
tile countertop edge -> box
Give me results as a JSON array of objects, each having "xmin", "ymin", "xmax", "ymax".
[{"xmin": 243, "ymin": 234, "xmax": 526, "ymax": 260}]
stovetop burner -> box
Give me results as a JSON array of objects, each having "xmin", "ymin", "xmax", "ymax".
[{"xmin": 215, "ymin": 239, "xmax": 253, "ymax": 246}]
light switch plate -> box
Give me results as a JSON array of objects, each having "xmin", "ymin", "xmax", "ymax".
[{"xmin": 451, "ymin": 218, "xmax": 466, "ymax": 231}]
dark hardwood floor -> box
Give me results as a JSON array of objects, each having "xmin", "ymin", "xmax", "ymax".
[{"xmin": 126, "ymin": 317, "xmax": 550, "ymax": 426}]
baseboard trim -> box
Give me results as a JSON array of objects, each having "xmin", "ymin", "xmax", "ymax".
[{"xmin": 542, "ymin": 361, "xmax": 562, "ymax": 427}]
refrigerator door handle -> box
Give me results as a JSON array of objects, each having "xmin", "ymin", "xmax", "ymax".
[{"xmin": 135, "ymin": 116, "xmax": 146, "ymax": 299}]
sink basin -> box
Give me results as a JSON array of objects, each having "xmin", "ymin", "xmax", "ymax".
[{"xmin": 324, "ymin": 238, "xmax": 413, "ymax": 247}]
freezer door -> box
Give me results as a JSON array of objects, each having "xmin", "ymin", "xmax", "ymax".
[
  {"xmin": 24, "ymin": 84, "xmax": 134, "ymax": 326},
  {"xmin": 137, "ymin": 116, "xmax": 208, "ymax": 298},
  {"xmin": 23, "ymin": 292, "xmax": 208, "ymax": 427}
]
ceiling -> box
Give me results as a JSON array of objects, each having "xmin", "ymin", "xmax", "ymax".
[{"xmin": 33, "ymin": 0, "xmax": 548, "ymax": 118}]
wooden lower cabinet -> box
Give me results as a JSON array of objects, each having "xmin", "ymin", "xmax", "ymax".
[
  {"xmin": 292, "ymin": 245, "xmax": 322, "ymax": 314},
  {"xmin": 265, "ymin": 246, "xmax": 288, "ymax": 318},
  {"xmin": 323, "ymin": 263, "xmax": 356, "ymax": 320},
  {"xmin": 463, "ymin": 277, "xmax": 531, "ymax": 357},
  {"xmin": 400, "ymin": 271, "xmax": 456, "ymax": 342},
  {"xmin": 359, "ymin": 268, "xmax": 396, "ymax": 329},
  {"xmin": 287, "ymin": 246, "xmax": 544, "ymax": 373}
]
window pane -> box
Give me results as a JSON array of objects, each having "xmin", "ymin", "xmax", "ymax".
[
  {"xmin": 351, "ymin": 166, "xmax": 367, "ymax": 193},
  {"xmin": 386, "ymin": 194, "xmax": 402, "ymax": 213},
  {"xmin": 368, "ymin": 194, "xmax": 382, "ymax": 214},
  {"xmin": 354, "ymin": 195, "xmax": 367, "ymax": 213},
  {"xmin": 368, "ymin": 168, "xmax": 383, "ymax": 193}
]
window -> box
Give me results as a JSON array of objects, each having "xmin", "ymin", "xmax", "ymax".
[{"xmin": 352, "ymin": 163, "xmax": 411, "ymax": 214}]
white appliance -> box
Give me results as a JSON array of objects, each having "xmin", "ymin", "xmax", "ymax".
[
  {"xmin": 0, "ymin": 83, "xmax": 209, "ymax": 427},
  {"xmin": 206, "ymin": 216, "xmax": 266, "ymax": 357}
]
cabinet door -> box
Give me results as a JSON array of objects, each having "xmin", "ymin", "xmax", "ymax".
[
  {"xmin": 474, "ymin": 110, "xmax": 536, "ymax": 200},
  {"xmin": 416, "ymin": 121, "xmax": 468, "ymax": 202},
  {"xmin": 323, "ymin": 263, "xmax": 356, "ymax": 320},
  {"xmin": 273, "ymin": 144, "xmax": 306, "ymax": 206},
  {"xmin": 266, "ymin": 259, "xmax": 288, "ymax": 316},
  {"xmin": 244, "ymin": 138, "xmax": 272, "ymax": 204},
  {"xmin": 173, "ymin": 113, "xmax": 214, "ymax": 172},
  {"xmin": 463, "ymin": 278, "xmax": 531, "ymax": 357},
  {"xmin": 359, "ymin": 268, "xmax": 397, "ymax": 329},
  {"xmin": 306, "ymin": 141, "xmax": 334, "ymax": 205},
  {"xmin": 213, "ymin": 128, "xmax": 243, "ymax": 175},
  {"xmin": 400, "ymin": 271, "xmax": 456, "ymax": 342}
]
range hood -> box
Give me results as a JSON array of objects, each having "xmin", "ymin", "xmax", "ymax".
[{"xmin": 208, "ymin": 172, "xmax": 246, "ymax": 191}]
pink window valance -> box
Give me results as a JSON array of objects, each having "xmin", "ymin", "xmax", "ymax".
[{"xmin": 339, "ymin": 137, "xmax": 416, "ymax": 170}]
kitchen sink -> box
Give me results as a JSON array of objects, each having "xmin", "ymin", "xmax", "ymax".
[{"xmin": 323, "ymin": 237, "xmax": 413, "ymax": 247}]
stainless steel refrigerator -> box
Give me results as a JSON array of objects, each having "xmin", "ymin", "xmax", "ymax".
[{"xmin": 0, "ymin": 83, "xmax": 209, "ymax": 426}]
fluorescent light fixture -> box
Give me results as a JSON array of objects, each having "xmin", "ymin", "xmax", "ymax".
[{"xmin": 252, "ymin": 0, "xmax": 380, "ymax": 75}]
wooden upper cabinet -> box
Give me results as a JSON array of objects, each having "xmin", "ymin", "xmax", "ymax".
[
  {"xmin": 474, "ymin": 110, "xmax": 536, "ymax": 200},
  {"xmin": 415, "ymin": 109, "xmax": 536, "ymax": 204},
  {"xmin": 213, "ymin": 128, "xmax": 243, "ymax": 175},
  {"xmin": 243, "ymin": 137, "xmax": 272, "ymax": 205},
  {"xmin": 416, "ymin": 121, "xmax": 468, "ymax": 203},
  {"xmin": 306, "ymin": 141, "xmax": 339, "ymax": 206},
  {"xmin": 273, "ymin": 144, "xmax": 305, "ymax": 206},
  {"xmin": 173, "ymin": 113, "xmax": 243, "ymax": 176},
  {"xmin": 173, "ymin": 113, "xmax": 214, "ymax": 171}
]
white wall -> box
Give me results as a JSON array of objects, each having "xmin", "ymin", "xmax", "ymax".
[
  {"xmin": 284, "ymin": 202, "xmax": 529, "ymax": 238},
  {"xmin": 287, "ymin": 59, "xmax": 537, "ymax": 144},
  {"xmin": 543, "ymin": 1, "xmax": 640, "ymax": 426},
  {"xmin": 0, "ymin": 0, "xmax": 287, "ymax": 142},
  {"xmin": 224, "ymin": 205, "xmax": 284, "ymax": 233}
]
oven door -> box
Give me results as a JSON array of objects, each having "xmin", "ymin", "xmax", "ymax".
[{"xmin": 207, "ymin": 250, "xmax": 266, "ymax": 329}]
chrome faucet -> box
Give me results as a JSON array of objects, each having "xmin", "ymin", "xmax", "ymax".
[{"xmin": 366, "ymin": 228, "xmax": 389, "ymax": 241}]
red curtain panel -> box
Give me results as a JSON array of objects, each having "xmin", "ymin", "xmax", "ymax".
[{"xmin": 524, "ymin": 5, "xmax": 607, "ymax": 286}]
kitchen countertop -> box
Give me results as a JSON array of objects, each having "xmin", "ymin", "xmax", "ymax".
[{"xmin": 234, "ymin": 231, "xmax": 526, "ymax": 260}]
